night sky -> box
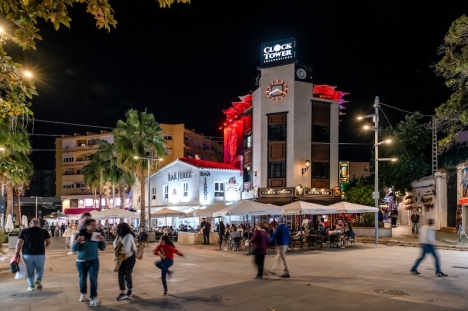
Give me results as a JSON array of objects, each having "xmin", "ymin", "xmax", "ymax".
[{"xmin": 6, "ymin": 0, "xmax": 466, "ymax": 169}]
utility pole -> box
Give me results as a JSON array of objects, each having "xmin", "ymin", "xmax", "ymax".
[{"xmin": 31, "ymin": 196, "xmax": 42, "ymax": 218}]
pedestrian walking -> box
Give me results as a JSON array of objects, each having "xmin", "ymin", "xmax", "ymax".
[
  {"xmin": 153, "ymin": 235, "xmax": 185, "ymax": 296},
  {"xmin": 42, "ymin": 222, "xmax": 49, "ymax": 230},
  {"xmin": 61, "ymin": 223, "xmax": 66, "ymax": 236},
  {"xmin": 391, "ymin": 208, "xmax": 398, "ymax": 227},
  {"xmin": 67, "ymin": 224, "xmax": 79, "ymax": 255},
  {"xmin": 49, "ymin": 223, "xmax": 56, "ymax": 238},
  {"xmin": 15, "ymin": 218, "xmax": 51, "ymax": 291},
  {"xmin": 217, "ymin": 220, "xmax": 225, "ymax": 250},
  {"xmin": 410, "ymin": 218, "xmax": 448, "ymax": 277},
  {"xmin": 268, "ymin": 218, "xmax": 291, "ymax": 278},
  {"xmin": 411, "ymin": 211, "xmax": 420, "ymax": 234},
  {"xmin": 250, "ymin": 221, "xmax": 269, "ymax": 279},
  {"xmin": 63, "ymin": 225, "xmax": 74, "ymax": 248},
  {"xmin": 72, "ymin": 218, "xmax": 106, "ymax": 307},
  {"xmin": 200, "ymin": 218, "xmax": 211, "ymax": 245},
  {"xmin": 113, "ymin": 223, "xmax": 137, "ymax": 301}
]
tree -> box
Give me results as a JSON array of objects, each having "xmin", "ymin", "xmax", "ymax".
[
  {"xmin": 378, "ymin": 114, "xmax": 431, "ymax": 192},
  {"xmin": 113, "ymin": 109, "xmax": 165, "ymax": 227},
  {"xmin": 435, "ymin": 15, "xmax": 468, "ymax": 152},
  {"xmin": 343, "ymin": 176, "xmax": 374, "ymax": 206}
]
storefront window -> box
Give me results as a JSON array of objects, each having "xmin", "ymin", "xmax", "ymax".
[
  {"xmin": 163, "ymin": 185, "xmax": 168, "ymax": 199},
  {"xmin": 313, "ymin": 163, "xmax": 329, "ymax": 179},
  {"xmin": 214, "ymin": 181, "xmax": 224, "ymax": 197},
  {"xmin": 182, "ymin": 182, "xmax": 188, "ymax": 197}
]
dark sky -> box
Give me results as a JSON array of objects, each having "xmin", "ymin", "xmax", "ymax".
[{"xmin": 7, "ymin": 0, "xmax": 466, "ymax": 169}]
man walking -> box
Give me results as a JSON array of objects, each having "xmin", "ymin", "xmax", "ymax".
[
  {"xmin": 269, "ymin": 218, "xmax": 291, "ymax": 278},
  {"xmin": 411, "ymin": 211, "xmax": 420, "ymax": 234},
  {"xmin": 15, "ymin": 218, "xmax": 51, "ymax": 291},
  {"xmin": 49, "ymin": 223, "xmax": 56, "ymax": 238},
  {"xmin": 410, "ymin": 218, "xmax": 447, "ymax": 277},
  {"xmin": 201, "ymin": 218, "xmax": 211, "ymax": 245},
  {"xmin": 217, "ymin": 220, "xmax": 225, "ymax": 250}
]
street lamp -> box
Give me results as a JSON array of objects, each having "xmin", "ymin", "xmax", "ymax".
[
  {"xmin": 133, "ymin": 156, "xmax": 163, "ymax": 229},
  {"xmin": 358, "ymin": 96, "xmax": 398, "ymax": 245},
  {"xmin": 31, "ymin": 196, "xmax": 42, "ymax": 218}
]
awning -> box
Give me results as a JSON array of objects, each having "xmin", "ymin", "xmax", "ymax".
[
  {"xmin": 257, "ymin": 195, "xmax": 341, "ymax": 206},
  {"xmin": 64, "ymin": 207, "xmax": 96, "ymax": 215},
  {"xmin": 460, "ymin": 198, "xmax": 468, "ymax": 205}
]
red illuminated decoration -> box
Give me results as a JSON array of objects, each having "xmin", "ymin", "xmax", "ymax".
[
  {"xmin": 179, "ymin": 157, "xmax": 238, "ymax": 170},
  {"xmin": 313, "ymin": 84, "xmax": 349, "ymax": 111},
  {"xmin": 224, "ymin": 120, "xmax": 244, "ymax": 170},
  {"xmin": 222, "ymin": 94, "xmax": 252, "ymax": 121}
]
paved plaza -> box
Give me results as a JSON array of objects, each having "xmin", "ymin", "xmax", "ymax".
[{"xmin": 1, "ymin": 236, "xmax": 467, "ymax": 311}]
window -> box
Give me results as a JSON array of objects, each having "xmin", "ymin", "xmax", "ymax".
[
  {"xmin": 312, "ymin": 163, "xmax": 329, "ymax": 179},
  {"xmin": 163, "ymin": 185, "xmax": 169, "ymax": 199},
  {"xmin": 70, "ymin": 199, "xmax": 78, "ymax": 208},
  {"xmin": 268, "ymin": 162, "xmax": 286, "ymax": 178},
  {"xmin": 214, "ymin": 181, "xmax": 224, "ymax": 197},
  {"xmin": 76, "ymin": 169, "xmax": 84, "ymax": 174},
  {"xmin": 244, "ymin": 134, "xmax": 252, "ymax": 149},
  {"xmin": 163, "ymin": 135, "xmax": 173, "ymax": 140},
  {"xmin": 268, "ymin": 124, "xmax": 286, "ymax": 141},
  {"xmin": 312, "ymin": 126, "xmax": 330, "ymax": 143},
  {"xmin": 182, "ymin": 182, "xmax": 188, "ymax": 197},
  {"xmin": 152, "ymin": 187, "xmax": 156, "ymax": 200},
  {"xmin": 64, "ymin": 169, "xmax": 74, "ymax": 175},
  {"xmin": 165, "ymin": 148, "xmax": 173, "ymax": 156},
  {"xmin": 63, "ymin": 156, "xmax": 74, "ymax": 163},
  {"xmin": 63, "ymin": 183, "xmax": 74, "ymax": 189},
  {"xmin": 75, "ymin": 183, "xmax": 85, "ymax": 188},
  {"xmin": 87, "ymin": 138, "xmax": 100, "ymax": 146}
]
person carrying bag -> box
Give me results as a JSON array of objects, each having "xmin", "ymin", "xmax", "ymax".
[{"xmin": 113, "ymin": 223, "xmax": 137, "ymax": 301}]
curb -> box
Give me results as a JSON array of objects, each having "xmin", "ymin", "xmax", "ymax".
[{"xmin": 356, "ymin": 237, "xmax": 468, "ymax": 251}]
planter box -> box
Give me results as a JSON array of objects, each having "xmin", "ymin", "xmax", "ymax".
[
  {"xmin": 8, "ymin": 235, "xmax": 18, "ymax": 249},
  {"xmin": 353, "ymin": 227, "xmax": 392, "ymax": 238}
]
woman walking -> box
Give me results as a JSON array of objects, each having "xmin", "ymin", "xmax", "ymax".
[
  {"xmin": 113, "ymin": 223, "xmax": 137, "ymax": 301},
  {"xmin": 153, "ymin": 235, "xmax": 184, "ymax": 296},
  {"xmin": 251, "ymin": 221, "xmax": 269, "ymax": 279}
]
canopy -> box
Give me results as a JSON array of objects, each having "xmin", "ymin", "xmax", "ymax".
[
  {"xmin": 150, "ymin": 208, "xmax": 183, "ymax": 217},
  {"xmin": 91, "ymin": 208, "xmax": 136, "ymax": 219},
  {"xmin": 194, "ymin": 203, "xmax": 229, "ymax": 217},
  {"xmin": 330, "ymin": 201, "xmax": 379, "ymax": 213},
  {"xmin": 43, "ymin": 212, "xmax": 67, "ymax": 219},
  {"xmin": 214, "ymin": 200, "xmax": 281, "ymax": 217},
  {"xmin": 280, "ymin": 200, "xmax": 337, "ymax": 215},
  {"xmin": 180, "ymin": 209, "xmax": 201, "ymax": 218},
  {"xmin": 5, "ymin": 214, "xmax": 14, "ymax": 232}
]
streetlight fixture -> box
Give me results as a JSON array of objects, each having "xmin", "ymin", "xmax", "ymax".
[
  {"xmin": 302, "ymin": 159, "xmax": 311, "ymax": 175},
  {"xmin": 133, "ymin": 156, "xmax": 163, "ymax": 229},
  {"xmin": 0, "ymin": 147, "xmax": 5, "ymax": 151},
  {"xmin": 23, "ymin": 70, "xmax": 33, "ymax": 79},
  {"xmin": 31, "ymin": 196, "xmax": 42, "ymax": 218},
  {"xmin": 358, "ymin": 96, "xmax": 398, "ymax": 245}
]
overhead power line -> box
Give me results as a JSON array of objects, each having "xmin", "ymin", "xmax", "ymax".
[{"xmin": 33, "ymin": 118, "xmax": 114, "ymax": 130}]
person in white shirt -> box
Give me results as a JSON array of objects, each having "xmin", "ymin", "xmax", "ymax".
[
  {"xmin": 410, "ymin": 218, "xmax": 447, "ymax": 277},
  {"xmin": 113, "ymin": 223, "xmax": 138, "ymax": 301}
]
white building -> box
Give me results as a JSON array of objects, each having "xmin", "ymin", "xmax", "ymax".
[{"xmin": 131, "ymin": 157, "xmax": 242, "ymax": 227}]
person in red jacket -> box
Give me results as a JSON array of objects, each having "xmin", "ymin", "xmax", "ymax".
[{"xmin": 153, "ymin": 235, "xmax": 184, "ymax": 295}]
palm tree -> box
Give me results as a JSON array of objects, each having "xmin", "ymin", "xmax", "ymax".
[
  {"xmin": 0, "ymin": 120, "xmax": 31, "ymax": 157},
  {"xmin": 113, "ymin": 109, "xmax": 165, "ymax": 228},
  {"xmin": 83, "ymin": 159, "xmax": 103, "ymax": 209},
  {"xmin": 0, "ymin": 152, "xmax": 33, "ymax": 220}
]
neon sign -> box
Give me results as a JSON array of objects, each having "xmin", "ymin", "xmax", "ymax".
[{"xmin": 261, "ymin": 38, "xmax": 296, "ymax": 66}]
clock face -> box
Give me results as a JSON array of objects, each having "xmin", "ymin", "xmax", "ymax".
[{"xmin": 266, "ymin": 79, "xmax": 289, "ymax": 101}]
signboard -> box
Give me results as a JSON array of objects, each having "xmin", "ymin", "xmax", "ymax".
[
  {"xmin": 339, "ymin": 161, "xmax": 350, "ymax": 183},
  {"xmin": 463, "ymin": 167, "xmax": 468, "ymax": 198},
  {"xmin": 258, "ymin": 188, "xmax": 294, "ymax": 197},
  {"xmin": 261, "ymin": 38, "xmax": 296, "ymax": 67}
]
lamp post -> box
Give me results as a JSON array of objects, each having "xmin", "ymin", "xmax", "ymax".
[
  {"xmin": 31, "ymin": 196, "xmax": 42, "ymax": 218},
  {"xmin": 358, "ymin": 96, "xmax": 398, "ymax": 245},
  {"xmin": 133, "ymin": 156, "xmax": 162, "ymax": 229}
]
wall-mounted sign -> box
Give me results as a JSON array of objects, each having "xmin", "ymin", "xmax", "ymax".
[
  {"xmin": 168, "ymin": 170, "xmax": 192, "ymax": 182},
  {"xmin": 261, "ymin": 38, "xmax": 296, "ymax": 67},
  {"xmin": 462, "ymin": 167, "xmax": 468, "ymax": 198},
  {"xmin": 200, "ymin": 171, "xmax": 211, "ymax": 177},
  {"xmin": 259, "ymin": 188, "xmax": 294, "ymax": 197},
  {"xmin": 304, "ymin": 188, "xmax": 332, "ymax": 196},
  {"xmin": 339, "ymin": 161, "xmax": 350, "ymax": 183}
]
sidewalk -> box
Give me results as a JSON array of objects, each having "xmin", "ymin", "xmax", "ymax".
[
  {"xmin": 0, "ymin": 236, "xmax": 468, "ymax": 310},
  {"xmin": 357, "ymin": 223, "xmax": 468, "ymax": 250}
]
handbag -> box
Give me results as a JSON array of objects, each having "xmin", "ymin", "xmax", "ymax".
[
  {"xmin": 135, "ymin": 244, "xmax": 145, "ymax": 260},
  {"xmin": 10, "ymin": 256, "xmax": 19, "ymax": 274}
]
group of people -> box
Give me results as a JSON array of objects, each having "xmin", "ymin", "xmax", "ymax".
[{"xmin": 13, "ymin": 212, "xmax": 449, "ymax": 307}]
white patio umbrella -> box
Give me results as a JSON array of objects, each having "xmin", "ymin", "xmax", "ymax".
[
  {"xmin": 280, "ymin": 201, "xmax": 337, "ymax": 215},
  {"xmin": 4, "ymin": 214, "xmax": 14, "ymax": 233},
  {"xmin": 21, "ymin": 215, "xmax": 29, "ymax": 228},
  {"xmin": 151, "ymin": 208, "xmax": 183, "ymax": 227},
  {"xmin": 330, "ymin": 201, "xmax": 379, "ymax": 214},
  {"xmin": 194, "ymin": 203, "xmax": 229, "ymax": 217},
  {"xmin": 93, "ymin": 208, "xmax": 136, "ymax": 219},
  {"xmin": 214, "ymin": 200, "xmax": 281, "ymax": 217}
]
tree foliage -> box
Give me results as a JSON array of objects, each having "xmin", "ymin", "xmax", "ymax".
[
  {"xmin": 378, "ymin": 114, "xmax": 431, "ymax": 192},
  {"xmin": 343, "ymin": 177, "xmax": 374, "ymax": 206},
  {"xmin": 113, "ymin": 109, "xmax": 165, "ymax": 227},
  {"xmin": 435, "ymin": 15, "xmax": 468, "ymax": 152}
]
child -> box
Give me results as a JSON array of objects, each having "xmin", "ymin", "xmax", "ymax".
[{"xmin": 153, "ymin": 236, "xmax": 184, "ymax": 296}]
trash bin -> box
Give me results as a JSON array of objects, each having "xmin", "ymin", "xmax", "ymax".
[
  {"xmin": 147, "ymin": 231, "xmax": 156, "ymax": 242},
  {"xmin": 8, "ymin": 234, "xmax": 18, "ymax": 249}
]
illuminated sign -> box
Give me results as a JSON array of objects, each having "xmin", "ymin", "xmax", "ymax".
[
  {"xmin": 339, "ymin": 161, "xmax": 350, "ymax": 183},
  {"xmin": 261, "ymin": 38, "xmax": 296, "ymax": 67},
  {"xmin": 168, "ymin": 170, "xmax": 192, "ymax": 182},
  {"xmin": 259, "ymin": 188, "xmax": 294, "ymax": 197}
]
